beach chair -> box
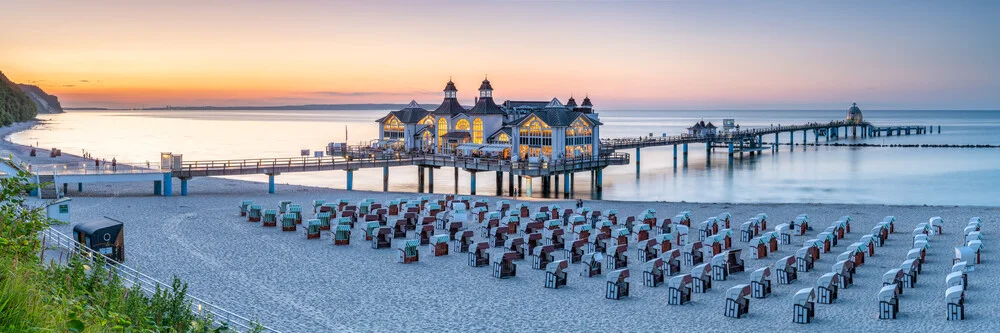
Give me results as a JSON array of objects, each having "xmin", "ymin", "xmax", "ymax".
[
  {"xmin": 661, "ymin": 249, "xmax": 682, "ymax": 276},
  {"xmin": 589, "ymin": 233, "xmax": 609, "ymax": 254},
  {"xmin": 642, "ymin": 258, "xmax": 665, "ymax": 287},
  {"xmin": 717, "ymin": 212, "xmax": 732, "ymax": 229},
  {"xmin": 239, "ymin": 200, "xmax": 253, "ymax": 217},
  {"xmin": 740, "ymin": 222, "xmax": 755, "ymax": 242},
  {"xmin": 755, "ymin": 213, "xmax": 768, "ymax": 229},
  {"xmin": 281, "ymin": 213, "xmax": 297, "ymax": 231},
  {"xmin": 792, "ymin": 288, "xmax": 816, "ymax": 324},
  {"xmin": 633, "ymin": 223, "xmax": 651, "ymax": 243},
  {"xmin": 724, "ymin": 284, "xmax": 751, "ymax": 319},
  {"xmin": 816, "ymin": 272, "xmax": 839, "ymax": 304},
  {"xmin": 311, "ymin": 199, "xmax": 325, "ymax": 213},
  {"xmin": 954, "ymin": 246, "xmax": 978, "ymax": 266},
  {"xmin": 468, "ymin": 242, "xmax": 490, "ymax": 267},
  {"xmin": 795, "ymin": 247, "xmax": 815, "ymax": 272},
  {"xmin": 750, "ymin": 267, "xmax": 772, "ymax": 298},
  {"xmin": 636, "ymin": 239, "xmax": 659, "ymax": 263},
  {"xmin": 749, "ymin": 237, "xmax": 768, "ymax": 259},
  {"xmin": 488, "ymin": 226, "xmax": 509, "ymax": 248},
  {"xmin": 792, "ymin": 214, "xmax": 809, "ymax": 235},
  {"xmin": 882, "ymin": 269, "xmax": 905, "ymax": 295},
  {"xmin": 667, "ymin": 274, "xmax": 693, "ymax": 306},
  {"xmin": 454, "ymin": 230, "xmax": 475, "ymax": 253},
  {"xmin": 946, "ymin": 271, "xmax": 965, "ymax": 295},
  {"xmin": 606, "ymin": 269, "xmax": 630, "ymax": 300},
  {"xmin": 523, "ymin": 220, "xmax": 543, "ymax": 235},
  {"xmin": 677, "ymin": 211, "xmax": 692, "ymax": 227},
  {"xmin": 766, "ymin": 232, "xmax": 779, "ymax": 252},
  {"xmin": 612, "ymin": 227, "xmax": 630, "ymax": 248},
  {"xmin": 492, "ymin": 252, "xmax": 518, "ymax": 278},
  {"xmin": 341, "ymin": 210, "xmax": 357, "ymax": 227},
  {"xmin": 711, "ymin": 253, "xmax": 729, "ymax": 281},
  {"xmin": 776, "ymin": 223, "xmax": 792, "ymax": 245},
  {"xmin": 544, "ymin": 227, "xmax": 566, "ymax": 249},
  {"xmin": 581, "ymin": 252, "xmax": 603, "ymax": 277},
  {"xmin": 306, "ymin": 219, "xmax": 321, "ymax": 239},
  {"xmin": 532, "ymin": 245, "xmax": 556, "ymax": 270},
  {"xmin": 803, "ymin": 239, "xmax": 822, "ymax": 260},
  {"xmin": 952, "ymin": 262, "xmax": 970, "ymax": 288},
  {"xmin": 261, "ymin": 209, "xmax": 277, "ymax": 227},
  {"xmin": 907, "ymin": 247, "xmax": 925, "ymax": 271},
  {"xmin": 674, "ymin": 224, "xmax": 689, "ymax": 247},
  {"xmin": 604, "ymin": 209, "xmax": 618, "ymax": 225},
  {"xmin": 900, "ymin": 259, "xmax": 919, "ymax": 287},
  {"xmin": 247, "ymin": 204, "xmax": 262, "ymax": 222},
  {"xmin": 397, "ymin": 239, "xmax": 420, "ymax": 263},
  {"xmin": 727, "ymin": 249, "xmax": 745, "ymax": 273},
  {"xmin": 543, "ymin": 260, "xmax": 569, "ymax": 289},
  {"xmin": 431, "ymin": 234, "xmax": 450, "ymax": 256},
  {"xmin": 776, "ymin": 255, "xmax": 797, "ymax": 284},
  {"xmin": 878, "ymin": 284, "xmax": 899, "ymax": 319},
  {"xmin": 359, "ymin": 201, "xmax": 371, "ymax": 215},
  {"xmin": 833, "ymin": 260, "xmax": 854, "ymax": 288},
  {"xmin": 418, "ymin": 224, "xmax": 433, "ymax": 245},
  {"xmin": 289, "ymin": 205, "xmax": 303, "ymax": 224},
  {"xmin": 692, "ymin": 263, "xmax": 712, "ymax": 293},
  {"xmin": 684, "ymin": 241, "xmax": 704, "ymax": 266},
  {"xmin": 392, "ymin": 219, "xmax": 408, "ymax": 238},
  {"xmin": 573, "ymin": 224, "xmax": 592, "ymax": 242},
  {"xmin": 316, "ymin": 212, "xmax": 331, "ymax": 230},
  {"xmin": 372, "ymin": 227, "xmax": 392, "ymax": 249},
  {"xmin": 946, "ymin": 285, "xmax": 965, "ymax": 320},
  {"xmin": 655, "ymin": 233, "xmax": 674, "ymax": 253},
  {"xmin": 332, "ymin": 224, "xmax": 351, "ymax": 245},
  {"xmin": 505, "ymin": 237, "xmax": 526, "ymax": 260},
  {"xmin": 606, "ymin": 244, "xmax": 628, "ymax": 270},
  {"xmin": 567, "ymin": 239, "xmax": 589, "ymax": 263},
  {"xmin": 817, "ymin": 232, "xmax": 834, "ymax": 253},
  {"xmin": 278, "ymin": 200, "xmax": 292, "ymax": 214}
]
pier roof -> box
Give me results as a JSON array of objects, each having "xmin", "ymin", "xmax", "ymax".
[
  {"xmin": 511, "ymin": 109, "xmax": 601, "ymax": 127},
  {"xmin": 377, "ymin": 100, "xmax": 430, "ymax": 124},
  {"xmin": 432, "ymin": 98, "xmax": 467, "ymax": 115},
  {"xmin": 468, "ymin": 96, "xmax": 505, "ymax": 115}
]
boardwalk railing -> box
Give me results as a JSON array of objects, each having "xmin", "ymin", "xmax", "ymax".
[{"xmin": 41, "ymin": 228, "xmax": 279, "ymax": 333}]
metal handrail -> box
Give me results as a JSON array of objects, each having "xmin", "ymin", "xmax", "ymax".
[{"xmin": 41, "ymin": 228, "xmax": 279, "ymax": 333}]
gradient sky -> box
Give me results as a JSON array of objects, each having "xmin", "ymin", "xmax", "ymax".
[{"xmin": 2, "ymin": 0, "xmax": 998, "ymax": 110}]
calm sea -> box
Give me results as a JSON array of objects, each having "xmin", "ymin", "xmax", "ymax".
[{"xmin": 10, "ymin": 109, "xmax": 1000, "ymax": 206}]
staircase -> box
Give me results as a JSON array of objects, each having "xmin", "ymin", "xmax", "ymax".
[{"xmin": 37, "ymin": 175, "xmax": 59, "ymax": 199}]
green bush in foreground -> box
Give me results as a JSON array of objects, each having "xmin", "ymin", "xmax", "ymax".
[{"xmin": 1, "ymin": 172, "xmax": 261, "ymax": 332}]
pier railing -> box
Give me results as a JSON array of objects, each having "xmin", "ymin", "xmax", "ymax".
[{"xmin": 41, "ymin": 227, "xmax": 278, "ymax": 333}]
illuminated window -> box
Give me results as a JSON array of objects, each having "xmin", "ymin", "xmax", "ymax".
[
  {"xmin": 437, "ymin": 118, "xmax": 448, "ymax": 147},
  {"xmin": 472, "ymin": 118, "xmax": 483, "ymax": 144},
  {"xmin": 456, "ymin": 119, "xmax": 470, "ymax": 131},
  {"xmin": 383, "ymin": 117, "xmax": 403, "ymax": 132},
  {"xmin": 497, "ymin": 133, "xmax": 509, "ymax": 143}
]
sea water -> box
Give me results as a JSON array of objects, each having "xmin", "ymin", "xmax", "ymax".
[{"xmin": 9, "ymin": 109, "xmax": 1000, "ymax": 206}]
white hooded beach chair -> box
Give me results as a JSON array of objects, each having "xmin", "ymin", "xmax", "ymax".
[
  {"xmin": 952, "ymin": 261, "xmax": 970, "ymax": 285},
  {"xmin": 749, "ymin": 237, "xmax": 767, "ymax": 259},
  {"xmin": 882, "ymin": 216, "xmax": 896, "ymax": 233},
  {"xmin": 724, "ymin": 284, "xmax": 751, "ymax": 319},
  {"xmin": 667, "ymin": 274, "xmax": 693, "ymax": 305},
  {"xmin": 792, "ymin": 214, "xmax": 809, "ymax": 235},
  {"xmin": 750, "ymin": 266, "xmax": 772, "ymax": 298},
  {"xmin": 906, "ymin": 249, "xmax": 924, "ymax": 272},
  {"xmin": 740, "ymin": 221, "xmax": 755, "ymax": 242},
  {"xmin": 633, "ymin": 223, "xmax": 651, "ymax": 243},
  {"xmin": 795, "ymin": 247, "xmax": 815, "ymax": 272},
  {"xmin": 581, "ymin": 252, "xmax": 603, "ymax": 277},
  {"xmin": 717, "ymin": 212, "xmax": 732, "ymax": 229},
  {"xmin": 900, "ymin": 259, "xmax": 919, "ymax": 287},
  {"xmin": 776, "ymin": 255, "xmax": 797, "ymax": 284},
  {"xmin": 675, "ymin": 224, "xmax": 690, "ymax": 247},
  {"xmin": 946, "ymin": 285, "xmax": 965, "ymax": 320},
  {"xmin": 567, "ymin": 239, "xmax": 589, "ymax": 263},
  {"xmin": 637, "ymin": 239, "xmax": 660, "ymax": 263},
  {"xmin": 468, "ymin": 242, "xmax": 490, "ymax": 267},
  {"xmin": 711, "ymin": 253, "xmax": 729, "ymax": 281},
  {"xmin": 928, "ymin": 216, "xmax": 943, "ymax": 235},
  {"xmin": 431, "ymin": 234, "xmax": 450, "ymax": 257},
  {"xmin": 642, "ymin": 258, "xmax": 665, "ymax": 287},
  {"xmin": 605, "ymin": 244, "xmax": 628, "ymax": 270},
  {"xmin": 946, "ymin": 271, "xmax": 965, "ymax": 292},
  {"xmin": 544, "ymin": 260, "xmax": 569, "ymax": 289},
  {"xmin": 792, "ymin": 287, "xmax": 816, "ymax": 324},
  {"xmin": 684, "ymin": 241, "xmax": 704, "ymax": 266},
  {"xmin": 492, "ymin": 251, "xmax": 518, "ymax": 278},
  {"xmin": 832, "ymin": 260, "xmax": 854, "ymax": 288},
  {"xmin": 756, "ymin": 213, "xmax": 769, "ymax": 229},
  {"xmin": 655, "ymin": 232, "xmax": 675, "ymax": 253},
  {"xmin": 878, "ymin": 284, "xmax": 899, "ymax": 319},
  {"xmin": 692, "ymin": 263, "xmax": 712, "ymax": 293},
  {"xmin": 882, "ymin": 269, "xmax": 905, "ymax": 295},
  {"xmin": 954, "ymin": 246, "xmax": 978, "ymax": 266},
  {"xmin": 397, "ymin": 239, "xmax": 420, "ymax": 264},
  {"xmin": 660, "ymin": 249, "xmax": 682, "ymax": 276},
  {"xmin": 533, "ymin": 245, "xmax": 556, "ymax": 270},
  {"xmin": 606, "ymin": 269, "xmax": 630, "ymax": 300},
  {"xmin": 816, "ymin": 272, "xmax": 839, "ymax": 304},
  {"xmin": 776, "ymin": 223, "xmax": 792, "ymax": 245}
]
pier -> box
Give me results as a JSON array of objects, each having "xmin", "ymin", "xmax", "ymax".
[{"xmin": 4, "ymin": 119, "xmax": 937, "ymax": 199}]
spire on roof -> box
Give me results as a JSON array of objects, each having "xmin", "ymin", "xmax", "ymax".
[
  {"xmin": 478, "ymin": 76, "xmax": 493, "ymax": 98},
  {"xmin": 581, "ymin": 94, "xmax": 593, "ymax": 108},
  {"xmin": 406, "ymin": 100, "xmax": 422, "ymax": 109},
  {"xmin": 566, "ymin": 95, "xmax": 578, "ymax": 108}
]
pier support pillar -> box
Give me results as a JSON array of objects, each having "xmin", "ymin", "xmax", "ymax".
[
  {"xmin": 382, "ymin": 166, "xmax": 389, "ymax": 192},
  {"xmin": 802, "ymin": 130, "xmax": 806, "ymax": 144},
  {"xmin": 635, "ymin": 147, "xmax": 641, "ymax": 174},
  {"xmin": 470, "ymin": 171, "xmax": 477, "ymax": 195},
  {"xmin": 570, "ymin": 172, "xmax": 575, "ymax": 193},
  {"xmin": 728, "ymin": 142, "xmax": 734, "ymax": 158},
  {"xmin": 554, "ymin": 174, "xmax": 560, "ymax": 196},
  {"xmin": 541, "ymin": 176, "xmax": 549, "ymax": 197},
  {"xmin": 454, "ymin": 167, "xmax": 459, "ymax": 194},
  {"xmin": 181, "ymin": 178, "xmax": 188, "ymax": 196},
  {"xmin": 496, "ymin": 171, "xmax": 503, "ymax": 196},
  {"xmin": 267, "ymin": 174, "xmax": 275, "ymax": 193},
  {"xmin": 518, "ymin": 176, "xmax": 523, "ymax": 196},
  {"xmin": 595, "ymin": 169, "xmax": 603, "ymax": 194},
  {"xmin": 154, "ymin": 180, "xmax": 162, "ymax": 195},
  {"xmin": 563, "ymin": 172, "xmax": 570, "ymax": 197},
  {"xmin": 526, "ymin": 177, "xmax": 533, "ymax": 196},
  {"xmin": 789, "ymin": 131, "xmax": 794, "ymax": 150},
  {"xmin": 508, "ymin": 172, "xmax": 514, "ymax": 196},
  {"xmin": 78, "ymin": 183, "xmax": 83, "ymax": 192},
  {"xmin": 163, "ymin": 173, "xmax": 172, "ymax": 197},
  {"xmin": 428, "ymin": 167, "xmax": 434, "ymax": 193},
  {"xmin": 682, "ymin": 143, "xmax": 689, "ymax": 166},
  {"xmin": 706, "ymin": 141, "xmax": 711, "ymax": 153},
  {"xmin": 938, "ymin": 125, "xmax": 941, "ymax": 133},
  {"xmin": 418, "ymin": 167, "xmax": 425, "ymax": 193},
  {"xmin": 346, "ymin": 170, "xmax": 354, "ymax": 191},
  {"xmin": 673, "ymin": 145, "xmax": 678, "ymax": 168}
]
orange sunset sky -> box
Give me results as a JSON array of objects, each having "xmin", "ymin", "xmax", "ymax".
[{"xmin": 1, "ymin": 0, "xmax": 998, "ymax": 110}]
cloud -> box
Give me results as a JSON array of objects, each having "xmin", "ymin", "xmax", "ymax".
[
  {"xmin": 79, "ymin": 80, "xmax": 90, "ymax": 83},
  {"xmin": 61, "ymin": 84, "xmax": 76, "ymax": 88},
  {"xmin": 307, "ymin": 90, "xmax": 436, "ymax": 97}
]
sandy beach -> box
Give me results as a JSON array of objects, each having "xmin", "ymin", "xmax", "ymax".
[{"xmin": 4, "ymin": 121, "xmax": 996, "ymax": 332}]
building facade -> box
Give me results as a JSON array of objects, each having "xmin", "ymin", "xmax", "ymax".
[{"xmin": 376, "ymin": 78, "xmax": 601, "ymax": 162}]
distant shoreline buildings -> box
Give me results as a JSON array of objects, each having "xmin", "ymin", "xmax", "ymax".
[{"xmin": 376, "ymin": 78, "xmax": 601, "ymax": 162}]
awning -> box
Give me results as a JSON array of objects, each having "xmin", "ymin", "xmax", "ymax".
[
  {"xmin": 478, "ymin": 144, "xmax": 511, "ymax": 154},
  {"xmin": 441, "ymin": 132, "xmax": 471, "ymax": 140}
]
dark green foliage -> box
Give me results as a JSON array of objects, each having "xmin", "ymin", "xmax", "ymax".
[{"xmin": 0, "ymin": 71, "xmax": 39, "ymax": 126}]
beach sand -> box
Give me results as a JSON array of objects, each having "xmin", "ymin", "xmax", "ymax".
[{"xmin": 5, "ymin": 121, "xmax": 997, "ymax": 332}]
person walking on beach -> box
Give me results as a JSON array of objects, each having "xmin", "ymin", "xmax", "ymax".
[{"xmin": 111, "ymin": 158, "xmax": 117, "ymax": 172}]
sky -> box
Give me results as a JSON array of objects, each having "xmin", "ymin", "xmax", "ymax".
[{"xmin": 1, "ymin": 0, "xmax": 998, "ymax": 110}]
